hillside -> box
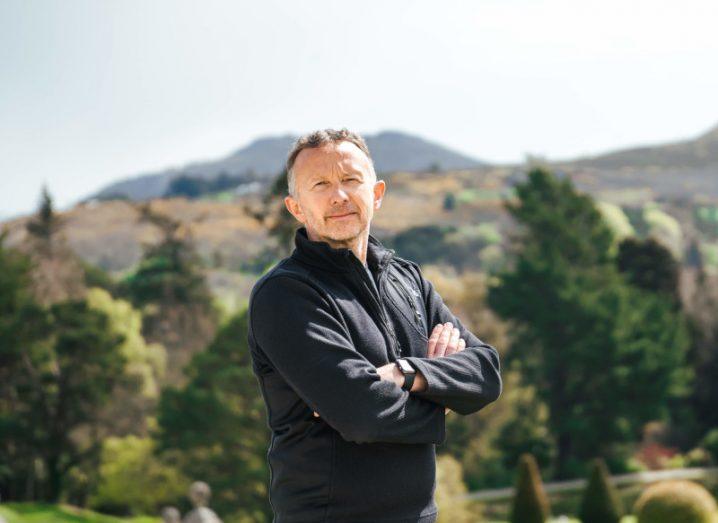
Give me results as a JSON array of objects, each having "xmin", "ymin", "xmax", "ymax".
[
  {"xmin": 562, "ymin": 122, "xmax": 718, "ymax": 170},
  {"xmin": 89, "ymin": 130, "xmax": 488, "ymax": 202}
]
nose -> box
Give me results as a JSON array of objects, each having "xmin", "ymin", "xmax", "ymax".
[{"xmin": 329, "ymin": 184, "xmax": 350, "ymax": 205}]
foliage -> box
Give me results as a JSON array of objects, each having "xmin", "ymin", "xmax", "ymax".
[
  {"xmin": 578, "ymin": 458, "xmax": 624, "ymax": 523},
  {"xmin": 88, "ymin": 436, "xmax": 187, "ymax": 516},
  {"xmin": 442, "ymin": 192, "xmax": 456, "ymax": 211},
  {"xmin": 388, "ymin": 223, "xmax": 501, "ymax": 271},
  {"xmin": 617, "ymin": 237, "xmax": 680, "ymax": 306},
  {"xmin": 643, "ymin": 203, "xmax": 683, "ymax": 261},
  {"xmin": 634, "ymin": 480, "xmax": 717, "ymax": 523},
  {"xmin": 510, "ymin": 453, "xmax": 550, "ymax": 523},
  {"xmin": 156, "ymin": 307, "xmax": 271, "ymax": 522},
  {"xmin": 701, "ymin": 429, "xmax": 718, "ymax": 464},
  {"xmin": 435, "ymin": 454, "xmax": 474, "ymax": 522},
  {"xmin": 596, "ymin": 201, "xmax": 635, "ymax": 251},
  {"xmin": 163, "ymin": 171, "xmax": 249, "ymax": 200},
  {"xmin": 243, "ymin": 168, "xmax": 297, "ymax": 268},
  {"xmin": 0, "ymin": 294, "xmax": 127, "ymax": 501},
  {"xmin": 488, "ymin": 167, "xmax": 692, "ymax": 479},
  {"xmin": 86, "ymin": 288, "xmax": 166, "ymax": 400},
  {"xmin": 25, "ymin": 184, "xmax": 64, "ymax": 244}
]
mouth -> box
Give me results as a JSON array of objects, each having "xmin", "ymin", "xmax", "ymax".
[{"xmin": 326, "ymin": 212, "xmax": 356, "ymax": 220}]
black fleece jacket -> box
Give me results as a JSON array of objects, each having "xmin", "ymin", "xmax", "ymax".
[{"xmin": 247, "ymin": 226, "xmax": 502, "ymax": 523}]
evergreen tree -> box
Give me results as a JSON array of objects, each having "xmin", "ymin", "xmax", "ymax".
[
  {"xmin": 0, "ymin": 252, "xmax": 128, "ymax": 503},
  {"xmin": 25, "ymin": 184, "xmax": 64, "ymax": 246},
  {"xmin": 510, "ymin": 453, "xmax": 550, "ymax": 523},
  {"xmin": 617, "ymin": 237, "xmax": 680, "ymax": 306},
  {"xmin": 578, "ymin": 458, "xmax": 624, "ymax": 523},
  {"xmin": 488, "ymin": 168, "xmax": 691, "ymax": 478},
  {"xmin": 122, "ymin": 203, "xmax": 213, "ymax": 308},
  {"xmin": 243, "ymin": 169, "xmax": 298, "ymax": 268},
  {"xmin": 156, "ymin": 307, "xmax": 271, "ymax": 522},
  {"xmin": 121, "ymin": 203, "xmax": 218, "ymax": 385}
]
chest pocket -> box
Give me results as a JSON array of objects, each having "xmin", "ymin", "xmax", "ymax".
[{"xmin": 384, "ymin": 267, "xmax": 428, "ymax": 340}]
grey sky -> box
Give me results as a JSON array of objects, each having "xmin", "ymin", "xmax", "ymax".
[{"xmin": 2, "ymin": 0, "xmax": 717, "ymax": 219}]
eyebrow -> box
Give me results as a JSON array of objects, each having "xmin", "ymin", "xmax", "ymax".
[{"xmin": 309, "ymin": 172, "xmax": 364, "ymax": 183}]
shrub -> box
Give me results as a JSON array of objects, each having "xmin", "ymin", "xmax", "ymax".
[
  {"xmin": 435, "ymin": 454, "xmax": 474, "ymax": 523},
  {"xmin": 578, "ymin": 458, "xmax": 623, "ymax": 523},
  {"xmin": 510, "ymin": 453, "xmax": 550, "ymax": 523},
  {"xmin": 89, "ymin": 436, "xmax": 188, "ymax": 515},
  {"xmin": 634, "ymin": 479, "xmax": 717, "ymax": 523}
]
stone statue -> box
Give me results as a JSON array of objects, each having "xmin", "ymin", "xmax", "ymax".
[
  {"xmin": 161, "ymin": 506, "xmax": 181, "ymax": 523},
  {"xmin": 181, "ymin": 481, "xmax": 222, "ymax": 523}
]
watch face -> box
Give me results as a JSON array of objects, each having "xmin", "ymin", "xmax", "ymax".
[{"xmin": 397, "ymin": 359, "xmax": 415, "ymax": 374}]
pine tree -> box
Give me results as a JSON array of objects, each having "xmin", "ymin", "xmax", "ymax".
[
  {"xmin": 156, "ymin": 307, "xmax": 271, "ymax": 521},
  {"xmin": 510, "ymin": 453, "xmax": 550, "ymax": 523},
  {"xmin": 488, "ymin": 167, "xmax": 691, "ymax": 478},
  {"xmin": 25, "ymin": 184, "xmax": 64, "ymax": 246},
  {"xmin": 578, "ymin": 458, "xmax": 624, "ymax": 523}
]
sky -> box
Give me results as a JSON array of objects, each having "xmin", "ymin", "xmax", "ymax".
[{"xmin": 2, "ymin": 0, "xmax": 718, "ymax": 219}]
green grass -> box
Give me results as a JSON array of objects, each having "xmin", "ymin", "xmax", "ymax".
[{"xmin": 0, "ymin": 503, "xmax": 159, "ymax": 523}]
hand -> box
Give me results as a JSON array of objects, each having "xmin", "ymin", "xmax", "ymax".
[
  {"xmin": 428, "ymin": 322, "xmax": 466, "ymax": 358},
  {"xmin": 313, "ymin": 323, "xmax": 466, "ymax": 419}
]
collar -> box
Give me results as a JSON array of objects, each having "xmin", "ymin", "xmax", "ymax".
[{"xmin": 290, "ymin": 226, "xmax": 395, "ymax": 274}]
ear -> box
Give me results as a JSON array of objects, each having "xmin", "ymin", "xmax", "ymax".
[
  {"xmin": 373, "ymin": 179, "xmax": 386, "ymax": 210},
  {"xmin": 284, "ymin": 195, "xmax": 306, "ymax": 224}
]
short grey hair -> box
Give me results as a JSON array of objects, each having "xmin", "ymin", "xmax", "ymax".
[{"xmin": 286, "ymin": 128, "xmax": 375, "ymax": 197}]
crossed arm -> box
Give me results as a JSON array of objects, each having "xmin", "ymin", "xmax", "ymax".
[{"xmin": 249, "ymin": 270, "xmax": 502, "ymax": 445}]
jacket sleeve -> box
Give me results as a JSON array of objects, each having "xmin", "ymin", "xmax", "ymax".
[
  {"xmin": 400, "ymin": 263, "xmax": 503, "ymax": 416},
  {"xmin": 248, "ymin": 274, "xmax": 446, "ymax": 445}
]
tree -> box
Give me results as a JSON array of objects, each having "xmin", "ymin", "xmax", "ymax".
[
  {"xmin": 0, "ymin": 288, "xmax": 127, "ymax": 501},
  {"xmin": 578, "ymin": 458, "xmax": 623, "ymax": 523},
  {"xmin": 25, "ymin": 184, "xmax": 64, "ymax": 246},
  {"xmin": 617, "ymin": 237, "xmax": 680, "ymax": 307},
  {"xmin": 488, "ymin": 168, "xmax": 691, "ymax": 479},
  {"xmin": 243, "ymin": 169, "xmax": 298, "ymax": 268},
  {"xmin": 156, "ymin": 307, "xmax": 271, "ymax": 522},
  {"xmin": 510, "ymin": 453, "xmax": 550, "ymax": 523},
  {"xmin": 121, "ymin": 203, "xmax": 218, "ymax": 386},
  {"xmin": 0, "ymin": 231, "xmax": 50, "ymax": 499},
  {"xmin": 21, "ymin": 185, "xmax": 85, "ymax": 306}
]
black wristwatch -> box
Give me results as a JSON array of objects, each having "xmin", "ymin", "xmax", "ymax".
[{"xmin": 396, "ymin": 358, "xmax": 416, "ymax": 391}]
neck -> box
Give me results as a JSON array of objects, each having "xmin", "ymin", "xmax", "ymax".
[{"xmin": 306, "ymin": 227, "xmax": 370, "ymax": 265}]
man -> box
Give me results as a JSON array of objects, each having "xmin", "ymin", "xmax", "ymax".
[{"xmin": 247, "ymin": 128, "xmax": 502, "ymax": 523}]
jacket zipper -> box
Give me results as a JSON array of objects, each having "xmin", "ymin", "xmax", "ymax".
[
  {"xmin": 389, "ymin": 274, "xmax": 424, "ymax": 329},
  {"xmin": 348, "ymin": 258, "xmax": 401, "ymax": 360}
]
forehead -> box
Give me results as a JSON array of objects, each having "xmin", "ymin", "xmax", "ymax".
[{"xmin": 293, "ymin": 141, "xmax": 372, "ymax": 178}]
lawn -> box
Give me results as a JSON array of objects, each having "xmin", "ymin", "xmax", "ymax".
[{"xmin": 0, "ymin": 503, "xmax": 159, "ymax": 523}]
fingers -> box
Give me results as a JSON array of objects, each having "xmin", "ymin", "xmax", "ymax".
[
  {"xmin": 313, "ymin": 411, "xmax": 320, "ymax": 418},
  {"xmin": 428, "ymin": 324, "xmax": 442, "ymax": 358},
  {"xmin": 429, "ymin": 323, "xmax": 468, "ymax": 358},
  {"xmin": 445, "ymin": 327, "xmax": 461, "ymax": 355},
  {"xmin": 434, "ymin": 322, "xmax": 453, "ymax": 357}
]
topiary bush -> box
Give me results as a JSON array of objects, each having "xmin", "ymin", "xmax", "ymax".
[
  {"xmin": 579, "ymin": 457, "xmax": 624, "ymax": 523},
  {"xmin": 634, "ymin": 479, "xmax": 717, "ymax": 523},
  {"xmin": 510, "ymin": 453, "xmax": 550, "ymax": 523}
]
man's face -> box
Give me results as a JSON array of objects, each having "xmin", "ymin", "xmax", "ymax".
[{"xmin": 284, "ymin": 141, "xmax": 385, "ymax": 246}]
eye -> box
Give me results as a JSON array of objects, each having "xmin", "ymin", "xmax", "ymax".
[{"xmin": 314, "ymin": 181, "xmax": 328, "ymax": 187}]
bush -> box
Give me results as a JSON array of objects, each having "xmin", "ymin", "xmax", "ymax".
[
  {"xmin": 578, "ymin": 458, "xmax": 623, "ymax": 523},
  {"xmin": 702, "ymin": 429, "xmax": 718, "ymax": 464},
  {"xmin": 510, "ymin": 453, "xmax": 550, "ymax": 523},
  {"xmin": 89, "ymin": 436, "xmax": 188, "ymax": 516},
  {"xmin": 634, "ymin": 480, "xmax": 717, "ymax": 523},
  {"xmin": 435, "ymin": 454, "xmax": 474, "ymax": 523}
]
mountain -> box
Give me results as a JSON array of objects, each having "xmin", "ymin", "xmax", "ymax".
[
  {"xmin": 560, "ymin": 122, "xmax": 718, "ymax": 170},
  {"xmin": 88, "ymin": 130, "xmax": 487, "ymax": 202}
]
